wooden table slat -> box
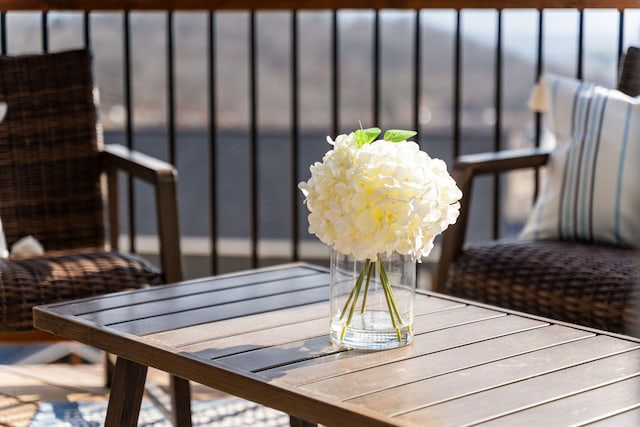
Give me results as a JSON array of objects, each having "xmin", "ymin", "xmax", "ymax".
[
  {"xmin": 344, "ymin": 336, "xmax": 639, "ymax": 414},
  {"xmin": 475, "ymin": 376, "xmax": 640, "ymax": 426},
  {"xmin": 50, "ymin": 265, "xmax": 325, "ymax": 315},
  {"xmin": 412, "ymin": 305, "xmax": 503, "ymax": 334},
  {"xmin": 408, "ymin": 296, "xmax": 465, "ymax": 315},
  {"xmin": 217, "ymin": 335, "xmax": 341, "ymax": 372},
  {"xmin": 262, "ymin": 324, "xmax": 593, "ymax": 385},
  {"xmin": 184, "ymin": 317, "xmax": 329, "ymax": 359},
  {"xmin": 147, "ymin": 302, "xmax": 330, "ymax": 347},
  {"xmin": 395, "ymin": 349, "xmax": 640, "ymax": 426},
  {"xmin": 218, "ymin": 314, "xmax": 546, "ymax": 373},
  {"xmin": 110, "ymin": 286, "xmax": 330, "ymax": 335},
  {"xmin": 291, "ymin": 325, "xmax": 596, "ymax": 399},
  {"xmin": 188, "ymin": 305, "xmax": 503, "ymax": 361},
  {"xmin": 149, "ymin": 295, "xmax": 466, "ymax": 348},
  {"xmin": 584, "ymin": 405, "xmax": 640, "ymax": 426},
  {"xmin": 80, "ymin": 274, "xmax": 328, "ymax": 325}
]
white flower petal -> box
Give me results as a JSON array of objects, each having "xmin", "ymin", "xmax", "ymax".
[{"xmin": 298, "ymin": 136, "xmax": 462, "ymax": 260}]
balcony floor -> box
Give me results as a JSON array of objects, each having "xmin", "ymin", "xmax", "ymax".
[{"xmin": 0, "ymin": 346, "xmax": 239, "ymax": 427}]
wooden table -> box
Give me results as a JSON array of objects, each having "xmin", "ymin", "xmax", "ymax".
[{"xmin": 33, "ymin": 263, "xmax": 640, "ymax": 427}]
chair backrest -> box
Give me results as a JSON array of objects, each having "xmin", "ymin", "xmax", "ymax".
[
  {"xmin": 618, "ymin": 46, "xmax": 640, "ymax": 96},
  {"xmin": 0, "ymin": 49, "xmax": 105, "ymax": 252}
]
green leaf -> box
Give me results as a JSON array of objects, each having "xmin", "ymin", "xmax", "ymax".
[
  {"xmin": 383, "ymin": 129, "xmax": 417, "ymax": 142},
  {"xmin": 354, "ymin": 127, "xmax": 381, "ymax": 146}
]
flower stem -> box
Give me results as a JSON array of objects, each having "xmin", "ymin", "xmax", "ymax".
[
  {"xmin": 337, "ymin": 254, "xmax": 406, "ymax": 343},
  {"xmin": 377, "ymin": 256, "xmax": 403, "ymax": 341},
  {"xmin": 339, "ymin": 258, "xmax": 370, "ymax": 340},
  {"xmin": 359, "ymin": 260, "xmax": 375, "ymax": 313},
  {"xmin": 377, "ymin": 256, "xmax": 404, "ymax": 325}
]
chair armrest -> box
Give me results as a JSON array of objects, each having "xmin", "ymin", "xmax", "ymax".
[
  {"xmin": 102, "ymin": 143, "xmax": 176, "ymax": 183},
  {"xmin": 454, "ymin": 146, "xmax": 550, "ymax": 176},
  {"xmin": 435, "ymin": 146, "xmax": 551, "ymax": 293},
  {"xmin": 101, "ymin": 143, "xmax": 183, "ymax": 283}
]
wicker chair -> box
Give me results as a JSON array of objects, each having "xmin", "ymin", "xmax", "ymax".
[
  {"xmin": 436, "ymin": 47, "xmax": 640, "ymax": 337},
  {"xmin": 0, "ymin": 50, "xmax": 182, "ymax": 347}
]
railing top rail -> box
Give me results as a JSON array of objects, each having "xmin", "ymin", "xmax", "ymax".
[{"xmin": 2, "ymin": 0, "xmax": 638, "ymax": 12}]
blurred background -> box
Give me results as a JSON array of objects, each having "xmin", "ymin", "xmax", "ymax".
[{"xmin": 2, "ymin": 8, "xmax": 639, "ymax": 282}]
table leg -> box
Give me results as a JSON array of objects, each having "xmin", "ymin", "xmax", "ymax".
[
  {"xmin": 170, "ymin": 375, "xmax": 193, "ymax": 426},
  {"xmin": 104, "ymin": 357, "xmax": 148, "ymax": 427},
  {"xmin": 290, "ymin": 416, "xmax": 318, "ymax": 427},
  {"xmin": 104, "ymin": 352, "xmax": 115, "ymax": 388}
]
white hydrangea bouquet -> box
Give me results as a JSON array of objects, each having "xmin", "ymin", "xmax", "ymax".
[{"xmin": 299, "ymin": 126, "xmax": 462, "ymax": 348}]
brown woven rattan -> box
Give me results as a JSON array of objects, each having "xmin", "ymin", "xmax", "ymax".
[
  {"xmin": 0, "ymin": 49, "xmax": 179, "ymax": 333},
  {"xmin": 1, "ymin": 251, "xmax": 161, "ymax": 331},
  {"xmin": 448, "ymin": 241, "xmax": 638, "ymax": 334},
  {"xmin": 438, "ymin": 46, "xmax": 640, "ymax": 337}
]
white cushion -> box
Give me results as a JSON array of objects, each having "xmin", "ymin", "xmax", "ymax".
[
  {"xmin": 520, "ymin": 73, "xmax": 640, "ymax": 248},
  {"xmin": 0, "ymin": 218, "xmax": 7, "ymax": 258}
]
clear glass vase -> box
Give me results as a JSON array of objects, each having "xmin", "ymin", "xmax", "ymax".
[{"xmin": 329, "ymin": 248, "xmax": 416, "ymax": 350}]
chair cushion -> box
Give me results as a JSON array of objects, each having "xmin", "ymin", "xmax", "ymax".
[
  {"xmin": 447, "ymin": 240, "xmax": 639, "ymax": 336},
  {"xmin": 0, "ymin": 217, "xmax": 7, "ymax": 258},
  {"xmin": 0, "ymin": 251, "xmax": 162, "ymax": 331},
  {"xmin": 521, "ymin": 73, "xmax": 639, "ymax": 248}
]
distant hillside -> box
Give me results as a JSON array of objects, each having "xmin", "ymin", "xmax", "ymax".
[{"xmin": 8, "ymin": 11, "xmax": 576, "ymax": 131}]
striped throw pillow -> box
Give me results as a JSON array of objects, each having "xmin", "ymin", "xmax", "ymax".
[{"xmin": 520, "ymin": 73, "xmax": 639, "ymax": 248}]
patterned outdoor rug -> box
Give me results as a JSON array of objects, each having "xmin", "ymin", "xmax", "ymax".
[{"xmin": 30, "ymin": 398, "xmax": 289, "ymax": 427}]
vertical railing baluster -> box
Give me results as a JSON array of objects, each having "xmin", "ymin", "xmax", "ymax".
[
  {"xmin": 413, "ymin": 10, "xmax": 421, "ymax": 146},
  {"xmin": 249, "ymin": 11, "xmax": 259, "ymax": 268},
  {"xmin": 617, "ymin": 9, "xmax": 625, "ymax": 70},
  {"xmin": 167, "ymin": 11, "xmax": 176, "ymax": 166},
  {"xmin": 373, "ymin": 11, "xmax": 380, "ymax": 126},
  {"xmin": 453, "ymin": 11, "xmax": 462, "ymax": 160},
  {"xmin": 533, "ymin": 9, "xmax": 544, "ymax": 202},
  {"xmin": 208, "ymin": 12, "xmax": 218, "ymax": 275},
  {"xmin": 1, "ymin": 12, "xmax": 6, "ymax": 55},
  {"xmin": 41, "ymin": 11, "xmax": 48, "ymax": 52},
  {"xmin": 331, "ymin": 11, "xmax": 339, "ymax": 136},
  {"xmin": 492, "ymin": 10, "xmax": 503, "ymax": 239},
  {"xmin": 577, "ymin": 10, "xmax": 584, "ymax": 80},
  {"xmin": 290, "ymin": 11, "xmax": 299, "ymax": 261},
  {"xmin": 83, "ymin": 12, "xmax": 91, "ymax": 49},
  {"xmin": 124, "ymin": 11, "xmax": 136, "ymax": 253}
]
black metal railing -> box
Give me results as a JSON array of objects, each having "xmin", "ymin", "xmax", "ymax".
[{"xmin": 0, "ymin": 3, "xmax": 636, "ymax": 283}]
